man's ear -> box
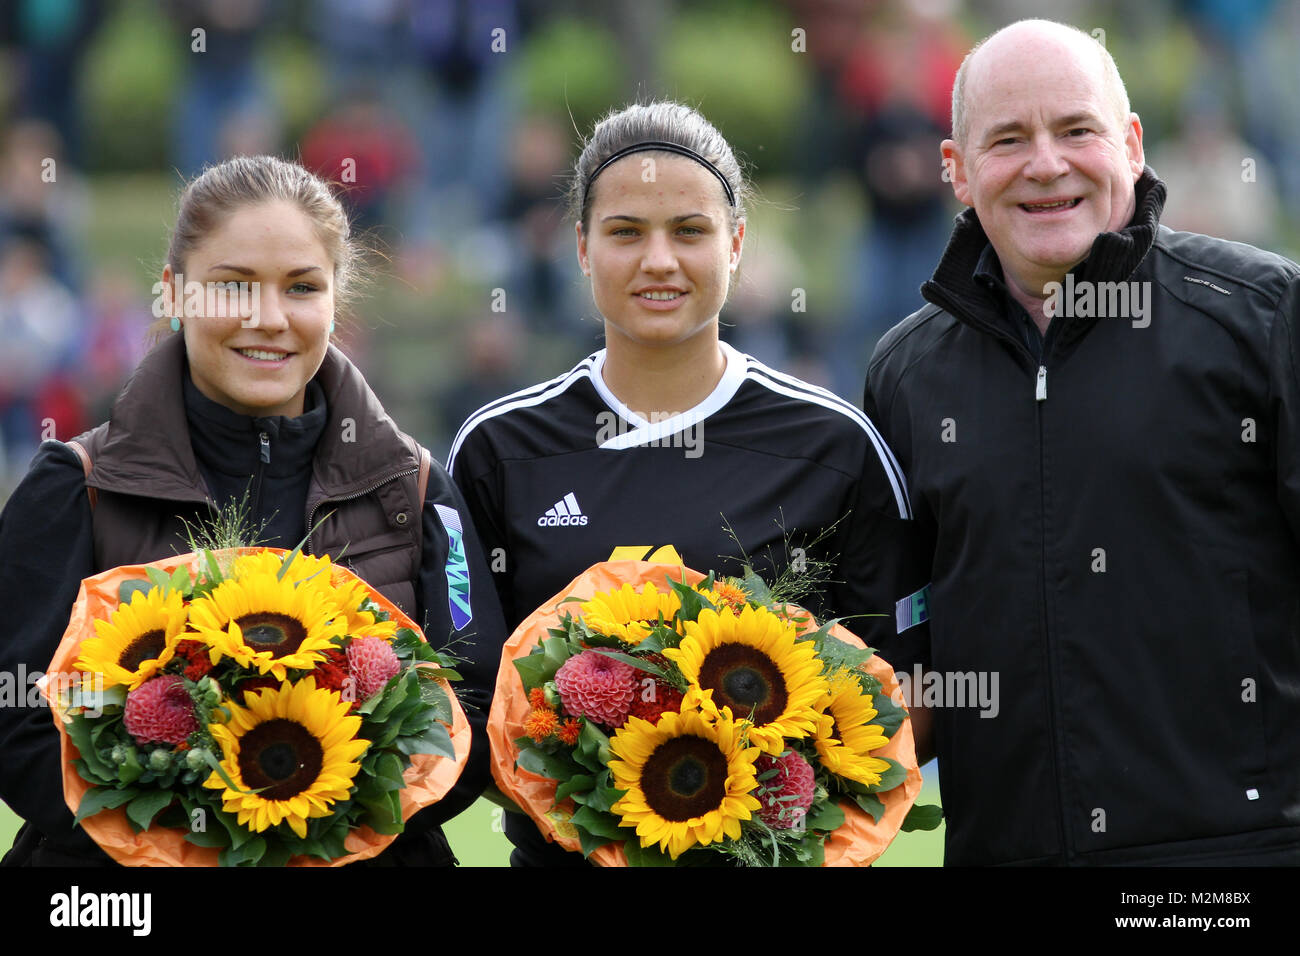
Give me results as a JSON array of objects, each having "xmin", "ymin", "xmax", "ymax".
[
  {"xmin": 1124, "ymin": 112, "xmax": 1145, "ymax": 180},
  {"xmin": 942, "ymin": 139, "xmax": 973, "ymax": 207},
  {"xmin": 576, "ymin": 221, "xmax": 590, "ymax": 276}
]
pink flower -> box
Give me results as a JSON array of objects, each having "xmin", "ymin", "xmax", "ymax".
[
  {"xmin": 124, "ymin": 675, "xmax": 198, "ymax": 747},
  {"xmin": 755, "ymin": 750, "xmax": 816, "ymax": 829},
  {"xmin": 347, "ymin": 637, "xmax": 401, "ymax": 702},
  {"xmin": 554, "ymin": 650, "xmax": 636, "ymax": 727}
]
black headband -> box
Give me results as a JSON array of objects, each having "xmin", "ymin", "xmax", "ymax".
[{"xmin": 582, "ymin": 140, "xmax": 737, "ymax": 211}]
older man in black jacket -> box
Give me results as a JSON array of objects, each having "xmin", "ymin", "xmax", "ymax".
[{"xmin": 865, "ymin": 18, "xmax": 1300, "ymax": 865}]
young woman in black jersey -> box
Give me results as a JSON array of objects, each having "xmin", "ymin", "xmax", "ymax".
[
  {"xmin": 0, "ymin": 156, "xmax": 503, "ymax": 866},
  {"xmin": 449, "ymin": 102, "xmax": 926, "ymax": 866}
]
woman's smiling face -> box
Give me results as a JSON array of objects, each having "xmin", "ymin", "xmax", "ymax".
[{"xmin": 171, "ymin": 199, "xmax": 334, "ymax": 418}]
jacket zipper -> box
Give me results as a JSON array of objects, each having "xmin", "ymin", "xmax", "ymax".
[
  {"xmin": 254, "ymin": 431, "xmax": 270, "ymax": 519},
  {"xmin": 926, "ymin": 282, "xmax": 1073, "ymax": 860},
  {"xmin": 305, "ymin": 466, "xmax": 419, "ymax": 556},
  {"xmin": 1035, "ymin": 322, "xmax": 1074, "ymax": 864}
]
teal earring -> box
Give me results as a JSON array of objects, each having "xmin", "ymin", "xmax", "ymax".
[
  {"xmin": 329, "ymin": 320, "xmax": 335, "ymax": 334},
  {"xmin": 170, "ymin": 317, "xmax": 181, "ymax": 332}
]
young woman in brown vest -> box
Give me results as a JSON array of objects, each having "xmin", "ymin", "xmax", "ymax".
[{"xmin": 0, "ymin": 156, "xmax": 502, "ymax": 866}]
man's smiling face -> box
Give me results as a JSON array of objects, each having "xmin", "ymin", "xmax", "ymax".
[{"xmin": 942, "ymin": 22, "xmax": 1146, "ymax": 299}]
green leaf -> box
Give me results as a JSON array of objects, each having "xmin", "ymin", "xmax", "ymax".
[
  {"xmin": 576, "ymin": 721, "xmax": 611, "ymax": 767},
  {"xmin": 554, "ymin": 773, "xmax": 596, "ymax": 803},
  {"xmin": 516, "ymin": 746, "xmax": 579, "ymax": 781},
  {"xmin": 588, "ymin": 648, "xmax": 667, "ymax": 679},
  {"xmin": 419, "ymin": 667, "xmax": 462, "ymax": 681},
  {"xmin": 667, "ymin": 576, "xmax": 712, "ymax": 623},
  {"xmin": 417, "ymin": 678, "xmax": 453, "ymax": 724},
  {"xmin": 373, "ymin": 752, "xmax": 405, "ymax": 792},
  {"xmin": 575, "ymin": 823, "xmax": 614, "ymax": 858},
  {"xmin": 782, "ymin": 838, "xmax": 825, "ymax": 867},
  {"xmin": 634, "ymin": 631, "xmax": 666, "ymax": 654},
  {"xmin": 183, "ymin": 826, "xmax": 229, "ymax": 848},
  {"xmin": 570, "ymin": 805, "xmax": 625, "ymax": 840},
  {"xmin": 275, "ymin": 531, "xmax": 314, "ymax": 582},
  {"xmin": 871, "ymin": 691, "xmax": 906, "ymax": 738},
  {"xmin": 804, "ymin": 801, "xmax": 845, "ymax": 832},
  {"xmin": 900, "ymin": 803, "xmax": 944, "ymax": 832},
  {"xmin": 260, "ymin": 840, "xmax": 294, "ymax": 867},
  {"xmin": 741, "ymin": 565, "xmax": 773, "ymax": 606},
  {"xmin": 117, "ymin": 578, "xmax": 153, "ymax": 606},
  {"xmin": 126, "ymin": 789, "xmax": 174, "ymax": 829},
  {"xmin": 623, "ymin": 838, "xmax": 676, "ymax": 867},
  {"xmin": 169, "ymin": 564, "xmax": 193, "ymax": 596},
  {"xmin": 582, "ymin": 784, "xmax": 625, "ymax": 814},
  {"xmin": 220, "ymin": 835, "xmax": 267, "ymax": 867},
  {"xmin": 116, "ymin": 747, "xmax": 143, "ymax": 786},
  {"xmin": 204, "ymin": 549, "xmax": 223, "ymax": 586},
  {"xmin": 359, "ymin": 791, "xmax": 403, "ymax": 835},
  {"xmin": 514, "ymin": 635, "xmax": 577, "ymax": 690},
  {"xmin": 144, "ymin": 566, "xmax": 173, "ymax": 593},
  {"xmin": 867, "ymin": 757, "xmax": 909, "ymax": 793},
  {"xmin": 812, "ymin": 628, "xmax": 876, "ymax": 675},
  {"xmin": 852, "ymin": 792, "xmax": 886, "ymax": 823},
  {"xmin": 65, "ymin": 716, "xmax": 115, "ymax": 781},
  {"xmin": 395, "ymin": 721, "xmax": 456, "ymax": 760},
  {"xmin": 75, "ymin": 786, "xmax": 137, "ymax": 822}
]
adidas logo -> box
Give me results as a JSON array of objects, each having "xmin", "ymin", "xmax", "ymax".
[{"xmin": 537, "ymin": 492, "xmax": 589, "ymax": 527}]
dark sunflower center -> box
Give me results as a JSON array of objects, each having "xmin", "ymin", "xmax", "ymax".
[
  {"xmin": 236, "ymin": 612, "xmax": 308, "ymax": 653},
  {"xmin": 697, "ymin": 643, "xmax": 788, "ymax": 725},
  {"xmin": 640, "ymin": 735, "xmax": 728, "ymax": 822},
  {"xmin": 118, "ymin": 630, "xmax": 166, "ymax": 671},
  {"xmin": 237, "ymin": 718, "xmax": 324, "ymax": 800}
]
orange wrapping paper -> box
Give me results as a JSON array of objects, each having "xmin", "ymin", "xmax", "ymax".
[
  {"xmin": 42, "ymin": 549, "xmax": 471, "ymax": 867},
  {"xmin": 488, "ymin": 560, "xmax": 923, "ymax": 866}
]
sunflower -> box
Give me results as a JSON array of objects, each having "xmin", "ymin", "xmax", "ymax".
[
  {"xmin": 580, "ymin": 583, "xmax": 682, "ymax": 645},
  {"xmin": 666, "ymin": 605, "xmax": 828, "ymax": 754},
  {"xmin": 188, "ymin": 569, "xmax": 346, "ymax": 680},
  {"xmin": 327, "ymin": 576, "xmax": 399, "ymax": 641},
  {"xmin": 231, "ymin": 550, "xmax": 335, "ymax": 586},
  {"xmin": 609, "ymin": 709, "xmax": 761, "ymax": 859},
  {"xmin": 812, "ymin": 670, "xmax": 892, "ymax": 786},
  {"xmin": 204, "ymin": 677, "xmax": 369, "ymax": 839},
  {"xmin": 75, "ymin": 587, "xmax": 188, "ymax": 690}
]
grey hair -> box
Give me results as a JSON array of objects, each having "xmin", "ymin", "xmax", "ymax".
[{"xmin": 951, "ymin": 20, "xmax": 1132, "ymax": 146}]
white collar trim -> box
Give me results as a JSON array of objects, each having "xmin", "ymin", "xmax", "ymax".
[{"xmin": 591, "ymin": 341, "xmax": 747, "ymax": 450}]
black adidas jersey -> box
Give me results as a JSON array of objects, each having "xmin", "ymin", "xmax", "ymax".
[{"xmin": 448, "ymin": 343, "xmax": 922, "ymax": 648}]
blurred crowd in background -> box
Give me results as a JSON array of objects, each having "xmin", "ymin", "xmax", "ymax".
[{"xmin": 1, "ymin": 0, "xmax": 1298, "ymax": 493}]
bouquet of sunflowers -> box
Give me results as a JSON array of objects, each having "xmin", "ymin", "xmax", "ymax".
[
  {"xmin": 489, "ymin": 560, "xmax": 939, "ymax": 866},
  {"xmin": 44, "ymin": 547, "xmax": 470, "ymax": 866}
]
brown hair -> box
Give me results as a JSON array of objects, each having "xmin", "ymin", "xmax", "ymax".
[
  {"xmin": 569, "ymin": 101, "xmax": 749, "ymax": 232},
  {"xmin": 156, "ymin": 155, "xmax": 362, "ymax": 335}
]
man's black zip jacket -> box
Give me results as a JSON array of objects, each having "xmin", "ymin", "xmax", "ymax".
[{"xmin": 865, "ymin": 169, "xmax": 1300, "ymax": 865}]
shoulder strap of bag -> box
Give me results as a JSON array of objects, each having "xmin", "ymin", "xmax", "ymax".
[{"xmin": 65, "ymin": 440, "xmax": 98, "ymax": 511}]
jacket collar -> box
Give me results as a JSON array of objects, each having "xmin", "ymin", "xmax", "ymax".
[
  {"xmin": 91, "ymin": 334, "xmax": 417, "ymax": 500},
  {"xmin": 921, "ymin": 167, "xmax": 1167, "ymax": 351}
]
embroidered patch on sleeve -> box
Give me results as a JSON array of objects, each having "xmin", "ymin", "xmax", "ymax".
[{"xmin": 434, "ymin": 504, "xmax": 473, "ymax": 630}]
